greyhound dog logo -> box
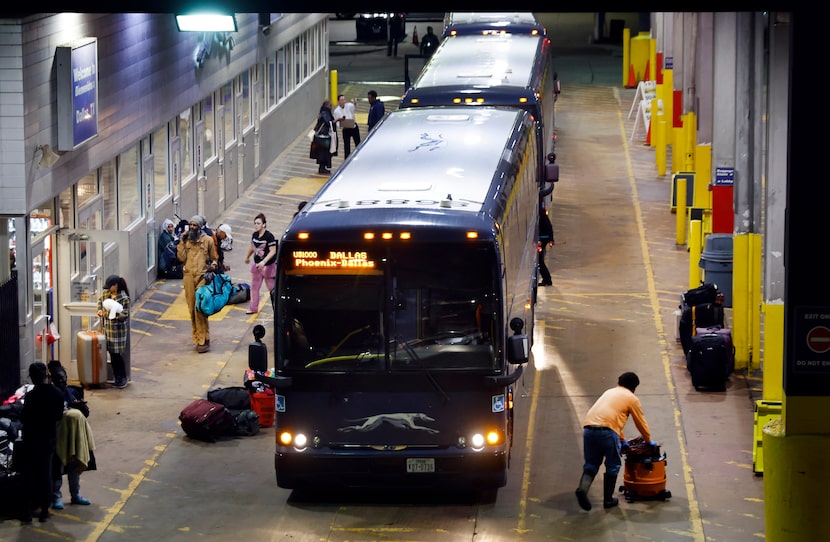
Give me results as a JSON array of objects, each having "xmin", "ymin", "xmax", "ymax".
[{"xmin": 338, "ymin": 412, "xmax": 439, "ymax": 434}]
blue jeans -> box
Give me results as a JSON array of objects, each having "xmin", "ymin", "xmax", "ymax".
[{"xmin": 582, "ymin": 427, "xmax": 622, "ymax": 477}]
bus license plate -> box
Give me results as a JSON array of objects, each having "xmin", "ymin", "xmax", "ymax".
[{"xmin": 406, "ymin": 458, "xmax": 435, "ymax": 473}]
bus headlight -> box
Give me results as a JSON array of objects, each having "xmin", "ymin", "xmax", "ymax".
[
  {"xmin": 470, "ymin": 433, "xmax": 486, "ymax": 450},
  {"xmin": 279, "ymin": 430, "xmax": 309, "ymax": 451}
]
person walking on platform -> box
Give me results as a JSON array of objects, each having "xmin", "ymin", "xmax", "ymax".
[
  {"xmin": 97, "ymin": 274, "xmax": 130, "ymax": 387},
  {"xmin": 333, "ymin": 94, "xmax": 360, "ymax": 159},
  {"xmin": 243, "ymin": 212, "xmax": 277, "ymax": 315},
  {"xmin": 367, "ymin": 90, "xmax": 385, "ymax": 132},
  {"xmin": 576, "ymin": 371, "xmax": 653, "ymax": 511},
  {"xmin": 177, "ymin": 215, "xmax": 218, "ymax": 353},
  {"xmin": 538, "ymin": 204, "xmax": 554, "ymax": 286}
]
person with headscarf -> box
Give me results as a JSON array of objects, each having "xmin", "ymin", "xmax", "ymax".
[
  {"xmin": 215, "ymin": 223, "xmax": 233, "ymax": 273},
  {"xmin": 97, "ymin": 274, "xmax": 130, "ymax": 388},
  {"xmin": 157, "ymin": 218, "xmax": 177, "ymax": 278},
  {"xmin": 311, "ymin": 99, "xmax": 336, "ymax": 174},
  {"xmin": 177, "ymin": 215, "xmax": 219, "ymax": 353}
]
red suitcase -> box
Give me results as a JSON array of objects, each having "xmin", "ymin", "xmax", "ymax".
[
  {"xmin": 76, "ymin": 329, "xmax": 107, "ymax": 388},
  {"xmin": 179, "ymin": 399, "xmax": 235, "ymax": 442}
]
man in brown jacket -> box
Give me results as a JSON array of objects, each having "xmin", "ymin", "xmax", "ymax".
[{"xmin": 177, "ymin": 215, "xmax": 218, "ymax": 353}]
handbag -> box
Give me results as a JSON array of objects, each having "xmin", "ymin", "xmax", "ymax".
[{"xmin": 313, "ymin": 133, "xmax": 331, "ymax": 150}]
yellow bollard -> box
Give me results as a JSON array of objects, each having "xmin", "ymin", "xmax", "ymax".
[
  {"xmin": 672, "ymin": 126, "xmax": 684, "ymax": 174},
  {"xmin": 622, "ymin": 28, "xmax": 632, "ymax": 87},
  {"xmin": 330, "ymin": 70, "xmax": 338, "ymax": 106},
  {"xmin": 675, "ymin": 176, "xmax": 686, "ymax": 245},
  {"xmin": 656, "ymin": 117, "xmax": 666, "ymax": 176},
  {"xmin": 688, "ymin": 216, "xmax": 702, "ymax": 288},
  {"xmin": 761, "ymin": 300, "xmax": 784, "ymax": 399},
  {"xmin": 663, "ymin": 68, "xmax": 674, "ymax": 149},
  {"xmin": 684, "ymin": 112, "xmax": 696, "ymax": 171}
]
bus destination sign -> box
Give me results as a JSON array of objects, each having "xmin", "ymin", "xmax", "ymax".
[{"xmin": 291, "ymin": 250, "xmax": 376, "ymax": 271}]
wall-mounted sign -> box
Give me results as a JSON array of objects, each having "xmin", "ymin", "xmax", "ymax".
[
  {"xmin": 715, "ymin": 167, "xmax": 735, "ymax": 186},
  {"xmin": 57, "ymin": 38, "xmax": 99, "ymax": 151}
]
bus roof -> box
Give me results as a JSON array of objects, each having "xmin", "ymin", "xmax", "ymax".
[
  {"xmin": 442, "ymin": 12, "xmax": 545, "ymax": 37},
  {"xmin": 408, "ymin": 34, "xmax": 545, "ymax": 92},
  {"xmin": 303, "ymin": 107, "xmax": 530, "ymax": 217}
]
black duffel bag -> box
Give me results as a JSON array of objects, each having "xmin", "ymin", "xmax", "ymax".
[{"xmin": 206, "ymin": 386, "xmax": 251, "ymax": 411}]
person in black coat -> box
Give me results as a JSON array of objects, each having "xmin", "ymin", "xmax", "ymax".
[
  {"xmin": 538, "ymin": 204, "xmax": 554, "ymax": 286},
  {"xmin": 312, "ymin": 99, "xmax": 335, "ymax": 174},
  {"xmin": 420, "ymin": 26, "xmax": 440, "ymax": 58},
  {"xmin": 20, "ymin": 362, "xmax": 65, "ymax": 523}
]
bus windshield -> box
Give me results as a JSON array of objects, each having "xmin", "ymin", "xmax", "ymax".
[{"xmin": 278, "ymin": 243, "xmax": 500, "ymax": 373}]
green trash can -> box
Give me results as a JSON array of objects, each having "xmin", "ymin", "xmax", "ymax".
[{"xmin": 699, "ymin": 234, "xmax": 733, "ymax": 307}]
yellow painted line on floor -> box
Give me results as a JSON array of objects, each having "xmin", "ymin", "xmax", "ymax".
[
  {"xmin": 276, "ymin": 176, "xmax": 327, "ymax": 197},
  {"xmin": 616, "ymin": 106, "xmax": 705, "ymax": 541},
  {"xmin": 132, "ymin": 316, "xmax": 176, "ymax": 328}
]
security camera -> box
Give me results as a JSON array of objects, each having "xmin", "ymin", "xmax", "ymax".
[{"xmin": 261, "ymin": 25, "xmax": 271, "ymax": 36}]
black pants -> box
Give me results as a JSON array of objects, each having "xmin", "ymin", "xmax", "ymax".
[
  {"xmin": 342, "ymin": 127, "xmax": 360, "ymax": 158},
  {"xmin": 538, "ymin": 244, "xmax": 552, "ymax": 284},
  {"xmin": 109, "ymin": 350, "xmax": 127, "ymax": 382}
]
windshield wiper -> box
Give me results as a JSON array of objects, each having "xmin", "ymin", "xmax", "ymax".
[{"xmin": 394, "ymin": 335, "xmax": 449, "ymax": 404}]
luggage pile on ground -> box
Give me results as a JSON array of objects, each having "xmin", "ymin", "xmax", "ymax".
[
  {"xmin": 678, "ymin": 283, "xmax": 735, "ymax": 391},
  {"xmin": 0, "ymin": 402, "xmax": 25, "ymax": 518},
  {"xmin": 178, "ymin": 330, "xmax": 276, "ymax": 441}
]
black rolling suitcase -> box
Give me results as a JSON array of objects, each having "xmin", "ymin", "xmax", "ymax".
[
  {"xmin": 686, "ymin": 333, "xmax": 732, "ymax": 391},
  {"xmin": 679, "ymin": 303, "xmax": 725, "ymax": 354},
  {"xmin": 179, "ymin": 399, "xmax": 235, "ymax": 442}
]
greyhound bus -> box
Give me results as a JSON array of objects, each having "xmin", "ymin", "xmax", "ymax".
[
  {"xmin": 441, "ymin": 12, "xmax": 546, "ymax": 38},
  {"xmin": 401, "ymin": 32, "xmax": 556, "ymax": 193},
  {"xmin": 257, "ymin": 106, "xmax": 539, "ymax": 492}
]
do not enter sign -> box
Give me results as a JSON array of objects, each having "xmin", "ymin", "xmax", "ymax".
[{"xmin": 807, "ymin": 326, "xmax": 830, "ymax": 354}]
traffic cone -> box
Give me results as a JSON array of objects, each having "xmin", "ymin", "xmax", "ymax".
[
  {"xmin": 412, "ymin": 26, "xmax": 419, "ymax": 46},
  {"xmin": 625, "ymin": 64, "xmax": 636, "ymax": 88},
  {"xmin": 646, "ymin": 120, "xmax": 652, "ymax": 145}
]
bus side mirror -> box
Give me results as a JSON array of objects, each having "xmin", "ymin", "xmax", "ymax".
[
  {"xmin": 249, "ymin": 324, "xmax": 268, "ymax": 372},
  {"xmin": 507, "ymin": 317, "xmax": 528, "ymax": 364},
  {"xmin": 507, "ymin": 334, "xmax": 529, "ymax": 364}
]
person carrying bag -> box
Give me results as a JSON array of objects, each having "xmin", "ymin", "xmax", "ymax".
[{"xmin": 310, "ymin": 99, "xmax": 336, "ymax": 174}]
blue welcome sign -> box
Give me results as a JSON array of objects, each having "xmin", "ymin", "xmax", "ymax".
[{"xmin": 57, "ymin": 38, "xmax": 99, "ymax": 150}]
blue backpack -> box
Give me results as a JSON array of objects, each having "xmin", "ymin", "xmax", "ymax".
[{"xmin": 195, "ymin": 273, "xmax": 233, "ymax": 316}]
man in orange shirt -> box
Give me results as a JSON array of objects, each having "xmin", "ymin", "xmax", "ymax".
[{"xmin": 576, "ymin": 372, "xmax": 653, "ymax": 510}]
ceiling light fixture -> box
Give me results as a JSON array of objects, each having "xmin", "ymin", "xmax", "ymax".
[{"xmin": 176, "ymin": 13, "xmax": 237, "ymax": 32}]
